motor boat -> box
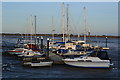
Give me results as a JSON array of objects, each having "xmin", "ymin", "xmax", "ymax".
[{"xmin": 62, "ymin": 50, "xmax": 112, "ymax": 68}]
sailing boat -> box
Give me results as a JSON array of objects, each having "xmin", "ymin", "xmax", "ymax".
[
  {"xmin": 7, "ymin": 17, "xmax": 32, "ymax": 55},
  {"xmin": 19, "ymin": 16, "xmax": 42, "ymax": 57},
  {"xmin": 23, "ymin": 38, "xmax": 53, "ymax": 67},
  {"xmin": 23, "ymin": 16, "xmax": 53, "ymax": 67},
  {"xmin": 62, "ymin": 6, "xmax": 112, "ymax": 68}
]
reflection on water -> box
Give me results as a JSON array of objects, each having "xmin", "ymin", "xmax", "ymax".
[{"xmin": 1, "ymin": 35, "xmax": 120, "ymax": 78}]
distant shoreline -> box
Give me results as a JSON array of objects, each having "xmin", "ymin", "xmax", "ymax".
[{"xmin": 1, "ymin": 33, "xmax": 120, "ymax": 38}]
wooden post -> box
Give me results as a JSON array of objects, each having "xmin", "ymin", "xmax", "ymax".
[
  {"xmin": 88, "ymin": 31, "xmax": 91, "ymax": 47},
  {"xmin": 46, "ymin": 38, "xmax": 49, "ymax": 59},
  {"xmin": 106, "ymin": 37, "xmax": 108, "ymax": 48},
  {"xmin": 37, "ymin": 37, "xmax": 39, "ymax": 44},
  {"xmin": 41, "ymin": 36, "xmax": 43, "ymax": 52}
]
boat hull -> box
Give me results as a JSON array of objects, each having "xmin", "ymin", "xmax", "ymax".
[
  {"xmin": 63, "ymin": 60, "xmax": 110, "ymax": 68},
  {"xmin": 24, "ymin": 62, "xmax": 53, "ymax": 67},
  {"xmin": 8, "ymin": 51, "xmax": 23, "ymax": 55}
]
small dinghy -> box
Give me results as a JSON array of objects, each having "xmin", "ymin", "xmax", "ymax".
[
  {"xmin": 24, "ymin": 61, "xmax": 53, "ymax": 67},
  {"xmin": 23, "ymin": 58, "xmax": 53, "ymax": 67}
]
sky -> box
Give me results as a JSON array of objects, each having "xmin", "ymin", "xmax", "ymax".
[{"xmin": 2, "ymin": 2, "xmax": 118, "ymax": 36}]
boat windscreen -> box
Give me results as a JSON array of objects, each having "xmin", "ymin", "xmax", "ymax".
[
  {"xmin": 97, "ymin": 51, "xmax": 109, "ymax": 60},
  {"xmin": 88, "ymin": 51, "xmax": 109, "ymax": 60}
]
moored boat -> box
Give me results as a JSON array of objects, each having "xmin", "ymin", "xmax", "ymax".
[
  {"xmin": 23, "ymin": 60, "xmax": 53, "ymax": 67},
  {"xmin": 62, "ymin": 50, "xmax": 112, "ymax": 68},
  {"xmin": 7, "ymin": 48, "xmax": 28, "ymax": 55}
]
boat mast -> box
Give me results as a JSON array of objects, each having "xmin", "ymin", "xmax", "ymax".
[
  {"xmin": 66, "ymin": 4, "xmax": 70, "ymax": 41},
  {"xmin": 30, "ymin": 15, "xmax": 33, "ymax": 48},
  {"xmin": 52, "ymin": 16, "xmax": 55, "ymax": 42},
  {"xmin": 30, "ymin": 15, "xmax": 33, "ymax": 44},
  {"xmin": 25, "ymin": 25, "xmax": 26, "ymax": 41},
  {"xmin": 62, "ymin": 2, "xmax": 65, "ymax": 42},
  {"xmin": 25, "ymin": 20, "xmax": 27, "ymax": 41},
  {"xmin": 34, "ymin": 16, "xmax": 37, "ymax": 45},
  {"xmin": 83, "ymin": 7, "xmax": 86, "ymax": 43}
]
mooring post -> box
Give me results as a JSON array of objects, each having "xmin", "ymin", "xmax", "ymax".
[
  {"xmin": 41, "ymin": 36, "xmax": 43, "ymax": 52},
  {"xmin": 46, "ymin": 38, "xmax": 49, "ymax": 59},
  {"xmin": 37, "ymin": 37, "xmax": 39, "ymax": 44},
  {"xmin": 88, "ymin": 31, "xmax": 91, "ymax": 47},
  {"xmin": 106, "ymin": 37, "xmax": 108, "ymax": 48}
]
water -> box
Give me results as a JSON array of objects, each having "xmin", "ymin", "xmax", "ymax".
[{"xmin": 1, "ymin": 35, "xmax": 120, "ymax": 79}]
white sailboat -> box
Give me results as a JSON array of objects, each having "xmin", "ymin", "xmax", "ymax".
[
  {"xmin": 18, "ymin": 49, "xmax": 42, "ymax": 57},
  {"xmin": 62, "ymin": 6, "xmax": 112, "ymax": 68},
  {"xmin": 7, "ymin": 48, "xmax": 28, "ymax": 55},
  {"xmin": 23, "ymin": 38, "xmax": 53, "ymax": 67},
  {"xmin": 23, "ymin": 16, "xmax": 53, "ymax": 67}
]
